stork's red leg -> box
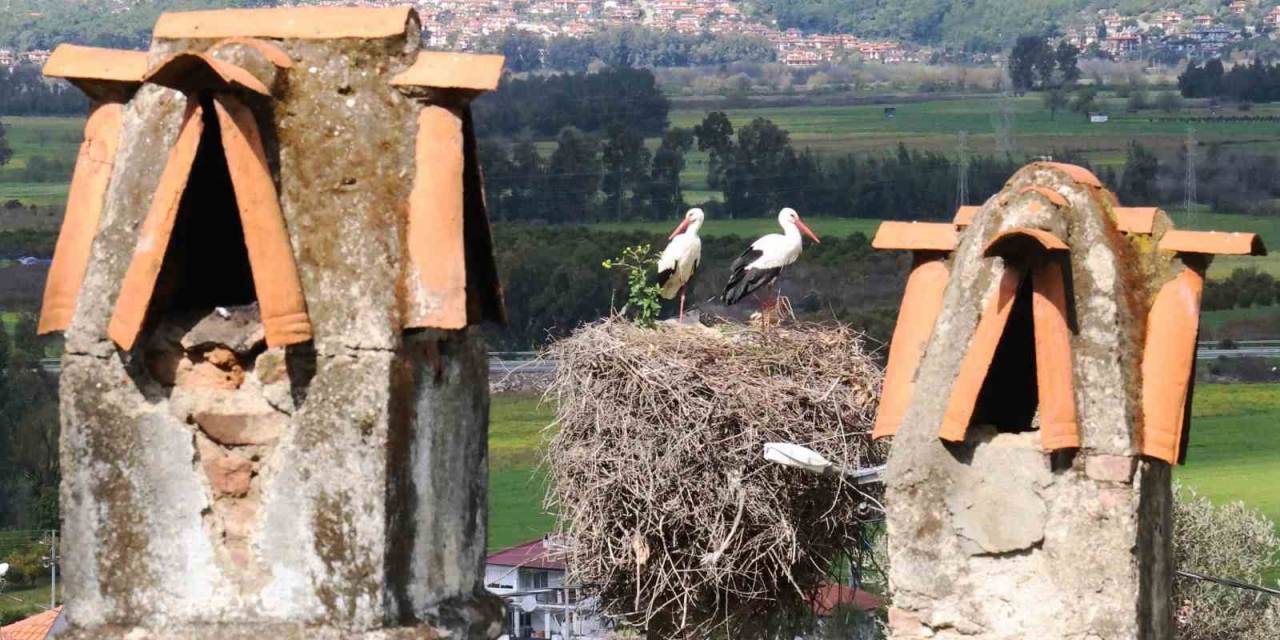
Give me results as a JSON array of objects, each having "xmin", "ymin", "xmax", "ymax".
[{"xmin": 678, "ymin": 286, "xmax": 687, "ymax": 322}]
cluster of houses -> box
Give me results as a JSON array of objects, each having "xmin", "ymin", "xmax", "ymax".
[
  {"xmin": 0, "ymin": 48, "xmax": 51, "ymax": 69},
  {"xmin": 1062, "ymin": 4, "xmax": 1280, "ymax": 59},
  {"xmin": 294, "ymin": 0, "xmax": 913, "ymax": 66}
]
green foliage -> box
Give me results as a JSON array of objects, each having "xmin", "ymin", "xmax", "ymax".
[
  {"xmin": 1204, "ymin": 268, "xmax": 1278, "ymax": 311},
  {"xmin": 479, "ymin": 25, "xmax": 776, "ymax": 72},
  {"xmin": 1, "ymin": 540, "xmax": 47, "ymax": 588},
  {"xmin": 472, "ymin": 66, "xmax": 669, "ymax": 138},
  {"xmin": 602, "ymin": 244, "xmax": 662, "ymax": 328},
  {"xmin": 1173, "ymin": 484, "xmax": 1280, "ymax": 639},
  {"xmin": 1181, "ymin": 59, "xmax": 1280, "ymax": 103},
  {"xmin": 0, "ymin": 120, "xmax": 10, "ymax": 168}
]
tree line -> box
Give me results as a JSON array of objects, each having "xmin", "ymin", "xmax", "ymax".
[
  {"xmin": 472, "ymin": 66, "xmax": 670, "ymax": 138},
  {"xmin": 478, "ymin": 25, "xmax": 777, "ymax": 73},
  {"xmin": 479, "ymin": 110, "xmax": 1029, "ymax": 224},
  {"xmin": 0, "ymin": 314, "xmax": 58, "ymax": 532},
  {"xmin": 1179, "ymin": 59, "xmax": 1280, "ymax": 103},
  {"xmin": 0, "ymin": 64, "xmax": 88, "ymax": 116}
]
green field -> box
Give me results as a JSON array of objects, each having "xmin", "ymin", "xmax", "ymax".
[
  {"xmin": 0, "ymin": 580, "xmax": 58, "ymax": 622},
  {"xmin": 669, "ymin": 95, "xmax": 1280, "ymax": 160},
  {"xmin": 488, "ymin": 383, "xmax": 1280, "ymax": 553},
  {"xmin": 0, "ymin": 116, "xmax": 81, "ymax": 206},
  {"xmin": 582, "ymin": 216, "xmax": 880, "ymax": 239}
]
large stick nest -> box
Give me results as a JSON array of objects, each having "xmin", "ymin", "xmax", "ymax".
[{"xmin": 544, "ymin": 318, "xmax": 886, "ymax": 637}]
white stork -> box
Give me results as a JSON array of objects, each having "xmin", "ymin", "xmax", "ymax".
[
  {"xmin": 722, "ymin": 207, "xmax": 820, "ymax": 309},
  {"xmin": 657, "ymin": 208, "xmax": 705, "ymax": 321}
]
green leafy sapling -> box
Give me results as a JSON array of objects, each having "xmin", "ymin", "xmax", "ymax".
[{"xmin": 603, "ymin": 244, "xmax": 663, "ymax": 328}]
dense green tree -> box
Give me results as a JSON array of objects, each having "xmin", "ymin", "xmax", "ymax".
[
  {"xmin": 694, "ymin": 111, "xmax": 735, "ymax": 191},
  {"xmin": 721, "ymin": 118, "xmax": 796, "ymax": 218},
  {"xmin": 483, "ymin": 28, "xmax": 544, "ymax": 72},
  {"xmin": 1055, "ymin": 42, "xmax": 1081, "ymax": 84},
  {"xmin": 1042, "ymin": 87, "xmax": 1068, "ymax": 119},
  {"xmin": 472, "ymin": 67, "xmax": 669, "ymax": 138},
  {"xmin": 546, "ymin": 127, "xmax": 601, "ymax": 222},
  {"xmin": 600, "ymin": 124, "xmax": 652, "ymax": 221},
  {"xmin": 1119, "ymin": 141, "xmax": 1159, "ymax": 204},
  {"xmin": 645, "ymin": 128, "xmax": 695, "ymax": 217},
  {"xmin": 0, "ymin": 118, "xmax": 10, "ymax": 168},
  {"xmin": 1009, "ymin": 35, "xmax": 1043, "ymax": 94}
]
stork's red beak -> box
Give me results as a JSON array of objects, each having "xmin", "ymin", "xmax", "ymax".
[
  {"xmin": 669, "ymin": 218, "xmax": 692, "ymax": 240},
  {"xmin": 795, "ymin": 218, "xmax": 820, "ymax": 244}
]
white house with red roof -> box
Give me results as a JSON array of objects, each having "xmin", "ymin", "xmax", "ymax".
[
  {"xmin": 486, "ymin": 537, "xmax": 608, "ymax": 639},
  {"xmin": 485, "ymin": 537, "xmax": 882, "ymax": 639}
]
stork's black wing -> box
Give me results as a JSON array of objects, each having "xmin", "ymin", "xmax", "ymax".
[{"xmin": 722, "ymin": 248, "xmax": 779, "ymax": 305}]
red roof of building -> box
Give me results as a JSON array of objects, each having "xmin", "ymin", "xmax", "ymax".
[
  {"xmin": 1, "ymin": 606, "xmax": 63, "ymax": 640},
  {"xmin": 810, "ymin": 584, "xmax": 882, "ymax": 615},
  {"xmin": 487, "ymin": 538, "xmax": 565, "ymax": 571}
]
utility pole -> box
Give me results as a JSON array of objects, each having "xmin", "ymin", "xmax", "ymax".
[
  {"xmin": 1184, "ymin": 127, "xmax": 1197, "ymax": 227},
  {"xmin": 48, "ymin": 529, "xmax": 56, "ymax": 610},
  {"xmin": 956, "ymin": 131, "xmax": 970, "ymax": 208}
]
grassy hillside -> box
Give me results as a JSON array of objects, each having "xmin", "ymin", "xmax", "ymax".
[{"xmin": 489, "ymin": 383, "xmax": 1280, "ymax": 553}]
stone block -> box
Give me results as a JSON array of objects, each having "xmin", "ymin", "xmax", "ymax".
[{"xmin": 1086, "ymin": 454, "xmax": 1136, "ymax": 483}]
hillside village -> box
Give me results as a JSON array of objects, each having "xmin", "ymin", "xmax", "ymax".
[{"xmin": 4, "ymin": 1, "xmax": 1280, "ymax": 70}]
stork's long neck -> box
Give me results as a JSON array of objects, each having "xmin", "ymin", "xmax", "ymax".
[
  {"xmin": 685, "ymin": 217, "xmax": 704, "ymax": 237},
  {"xmin": 780, "ymin": 219, "xmax": 801, "ymax": 244}
]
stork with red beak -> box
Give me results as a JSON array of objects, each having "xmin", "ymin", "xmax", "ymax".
[
  {"xmin": 722, "ymin": 208, "xmax": 820, "ymax": 310},
  {"xmin": 657, "ymin": 208, "xmax": 705, "ymax": 321}
]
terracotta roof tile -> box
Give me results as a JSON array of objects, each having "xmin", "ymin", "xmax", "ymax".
[
  {"xmin": 1008, "ymin": 185, "xmax": 1069, "ymax": 208},
  {"xmin": 391, "ymin": 51, "xmax": 505, "ymax": 91},
  {"xmin": 1159, "ymin": 230, "xmax": 1266, "ymax": 256},
  {"xmin": 809, "ymin": 583, "xmax": 882, "ymax": 615},
  {"xmin": 1, "ymin": 606, "xmax": 63, "ymax": 640},
  {"xmin": 208, "ymin": 37, "xmax": 294, "ymax": 68},
  {"xmin": 1114, "ymin": 207, "xmax": 1160, "ymax": 234},
  {"xmin": 487, "ymin": 538, "xmax": 565, "ymax": 571},
  {"xmin": 983, "ymin": 227, "xmax": 1069, "ymax": 257},
  {"xmin": 871, "ymin": 221, "xmax": 957, "ymax": 252},
  {"xmin": 1035, "ymin": 161, "xmax": 1103, "ymax": 187},
  {"xmin": 43, "ymin": 44, "xmax": 147, "ymax": 84},
  {"xmin": 953, "ymin": 205, "xmax": 981, "ymax": 227},
  {"xmin": 143, "ymin": 52, "xmax": 270, "ymax": 96},
  {"xmin": 154, "ymin": 6, "xmax": 417, "ymax": 40}
]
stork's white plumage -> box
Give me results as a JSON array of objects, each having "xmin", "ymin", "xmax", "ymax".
[
  {"xmin": 722, "ymin": 208, "xmax": 820, "ymax": 307},
  {"xmin": 657, "ymin": 208, "xmax": 704, "ymax": 321}
]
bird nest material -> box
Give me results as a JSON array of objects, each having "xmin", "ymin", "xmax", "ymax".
[{"xmin": 543, "ymin": 317, "xmax": 886, "ymax": 637}]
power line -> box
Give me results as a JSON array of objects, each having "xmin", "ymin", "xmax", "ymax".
[{"xmin": 1177, "ymin": 569, "xmax": 1280, "ymax": 597}]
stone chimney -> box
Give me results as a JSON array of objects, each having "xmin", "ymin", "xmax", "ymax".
[
  {"xmin": 39, "ymin": 6, "xmax": 506, "ymax": 639},
  {"xmin": 871, "ymin": 163, "xmax": 1265, "ymax": 639}
]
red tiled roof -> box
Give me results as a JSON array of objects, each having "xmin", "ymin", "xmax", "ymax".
[
  {"xmin": 1, "ymin": 606, "xmax": 63, "ymax": 640},
  {"xmin": 487, "ymin": 538, "xmax": 565, "ymax": 571},
  {"xmin": 810, "ymin": 583, "xmax": 881, "ymax": 615}
]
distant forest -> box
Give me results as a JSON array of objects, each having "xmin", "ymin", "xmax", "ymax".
[{"xmin": 0, "ymin": 0, "xmax": 274, "ymax": 50}]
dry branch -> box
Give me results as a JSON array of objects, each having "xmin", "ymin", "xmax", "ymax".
[{"xmin": 543, "ymin": 318, "xmax": 886, "ymax": 637}]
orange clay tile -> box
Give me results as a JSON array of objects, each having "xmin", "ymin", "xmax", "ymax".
[
  {"xmin": 871, "ymin": 221, "xmax": 958, "ymax": 252},
  {"xmin": 1158, "ymin": 230, "xmax": 1267, "ymax": 256},
  {"xmin": 43, "ymin": 44, "xmax": 148, "ymax": 84},
  {"xmin": 403, "ymin": 105, "xmax": 469, "ymax": 330},
  {"xmin": 143, "ymin": 52, "xmax": 269, "ymax": 96},
  {"xmin": 1114, "ymin": 207, "xmax": 1160, "ymax": 234},
  {"xmin": 38, "ymin": 103, "xmax": 126, "ymax": 335},
  {"xmin": 42, "ymin": 44, "xmax": 148, "ymax": 102},
  {"xmin": 954, "ymin": 205, "xmax": 980, "ymax": 227},
  {"xmin": 213, "ymin": 96, "xmax": 312, "ymax": 347},
  {"xmin": 390, "ymin": 51, "xmax": 505, "ymax": 91},
  {"xmin": 208, "ymin": 37, "xmax": 294, "ymax": 68},
  {"xmin": 1034, "ymin": 161, "xmax": 1103, "ymax": 188},
  {"xmin": 982, "ymin": 227, "xmax": 1069, "ymax": 257},
  {"xmin": 154, "ymin": 6, "xmax": 416, "ymax": 40},
  {"xmin": 108, "ymin": 105, "xmax": 206, "ymax": 351},
  {"xmin": 1141, "ymin": 268, "xmax": 1203, "ymax": 464},
  {"xmin": 1008, "ymin": 185, "xmax": 1069, "ymax": 208},
  {"xmin": 939, "ymin": 268, "xmax": 1021, "ymax": 442},
  {"xmin": 1031, "ymin": 260, "xmax": 1079, "ymax": 450},
  {"xmin": 873, "ymin": 255, "xmax": 950, "ymax": 439}
]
